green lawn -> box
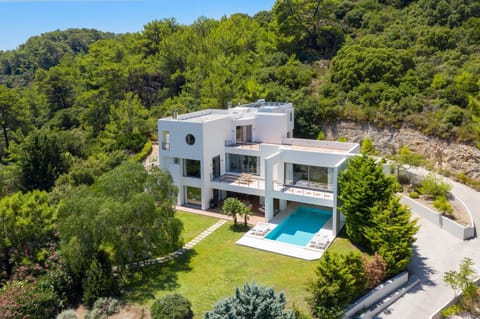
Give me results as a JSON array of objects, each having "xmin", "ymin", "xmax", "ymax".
[
  {"xmin": 123, "ymin": 222, "xmax": 318, "ymax": 316},
  {"xmin": 175, "ymin": 211, "xmax": 219, "ymax": 243},
  {"xmin": 123, "ymin": 213, "xmax": 360, "ymax": 317}
]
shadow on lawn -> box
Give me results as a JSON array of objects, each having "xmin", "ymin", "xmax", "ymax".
[
  {"xmin": 229, "ymin": 223, "xmax": 251, "ymax": 233},
  {"xmin": 121, "ymin": 249, "xmax": 197, "ymax": 304}
]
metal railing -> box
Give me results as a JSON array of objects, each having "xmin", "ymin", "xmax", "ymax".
[
  {"xmin": 273, "ymin": 182, "xmax": 334, "ymax": 200},
  {"xmin": 212, "ymin": 174, "xmax": 264, "ymax": 189}
]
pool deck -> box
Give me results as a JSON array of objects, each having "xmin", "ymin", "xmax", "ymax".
[{"xmin": 236, "ymin": 205, "xmax": 334, "ymax": 260}]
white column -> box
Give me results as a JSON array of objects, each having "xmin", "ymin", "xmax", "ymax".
[
  {"xmin": 279, "ymin": 199, "xmax": 287, "ymax": 211},
  {"xmin": 264, "ymin": 152, "xmax": 281, "ymax": 222},
  {"xmin": 332, "ymin": 167, "xmax": 339, "ymax": 235}
]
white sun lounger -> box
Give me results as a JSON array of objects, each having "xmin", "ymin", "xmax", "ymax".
[
  {"xmin": 309, "ymin": 233, "xmax": 331, "ymax": 250},
  {"xmin": 250, "ymin": 223, "xmax": 271, "ymax": 236}
]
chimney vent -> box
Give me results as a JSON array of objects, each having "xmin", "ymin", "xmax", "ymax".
[{"xmin": 172, "ymin": 109, "xmax": 178, "ymax": 120}]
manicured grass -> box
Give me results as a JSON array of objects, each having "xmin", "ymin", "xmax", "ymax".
[
  {"xmin": 123, "ymin": 222, "xmax": 318, "ymax": 316},
  {"xmin": 175, "ymin": 211, "xmax": 219, "ymax": 243},
  {"xmin": 328, "ymin": 228, "xmax": 362, "ymax": 255}
]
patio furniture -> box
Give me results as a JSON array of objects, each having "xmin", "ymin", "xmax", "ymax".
[
  {"xmin": 309, "ymin": 233, "xmax": 331, "ymax": 250},
  {"xmin": 250, "ymin": 222, "xmax": 271, "ymax": 236}
]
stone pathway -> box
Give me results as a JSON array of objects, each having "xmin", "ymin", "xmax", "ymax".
[{"xmin": 125, "ymin": 219, "xmax": 226, "ymax": 269}]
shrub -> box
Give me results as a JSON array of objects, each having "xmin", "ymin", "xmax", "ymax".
[
  {"xmin": 419, "ymin": 173, "xmax": 452, "ymax": 199},
  {"xmin": 433, "ymin": 196, "xmax": 454, "ymax": 216},
  {"xmin": 308, "ymin": 252, "xmax": 367, "ymax": 319},
  {"xmin": 440, "ymin": 304, "xmax": 462, "ymax": 318},
  {"xmin": 82, "ymin": 250, "xmax": 118, "ymax": 306},
  {"xmin": 132, "ymin": 140, "xmax": 153, "ymax": 162},
  {"xmin": 56, "ymin": 309, "xmax": 78, "ymax": 319},
  {"xmin": 150, "ymin": 294, "xmax": 193, "ymax": 319},
  {"xmin": 0, "ymin": 279, "xmax": 62, "ymax": 319},
  {"xmin": 316, "ymin": 131, "xmax": 326, "ymax": 140},
  {"xmin": 206, "ymin": 282, "xmax": 296, "ymax": 319},
  {"xmin": 409, "ymin": 191, "xmax": 419, "ymax": 199},
  {"xmin": 362, "ymin": 253, "xmax": 387, "ymax": 289},
  {"xmin": 84, "ymin": 297, "xmax": 120, "ymax": 319}
]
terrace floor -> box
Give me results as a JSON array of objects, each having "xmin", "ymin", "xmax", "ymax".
[{"xmin": 236, "ymin": 204, "xmax": 334, "ymax": 260}]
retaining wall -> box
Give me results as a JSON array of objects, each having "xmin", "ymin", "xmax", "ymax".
[
  {"xmin": 343, "ymin": 272, "xmax": 409, "ymax": 318},
  {"xmin": 400, "ymin": 195, "xmax": 475, "ymax": 240}
]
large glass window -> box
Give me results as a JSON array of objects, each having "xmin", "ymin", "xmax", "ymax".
[
  {"xmin": 185, "ymin": 186, "xmax": 201, "ymax": 207},
  {"xmin": 236, "ymin": 125, "xmax": 252, "ymax": 143},
  {"xmin": 183, "ymin": 159, "xmax": 201, "ymax": 178},
  {"xmin": 226, "ymin": 154, "xmax": 259, "ymax": 175},
  {"xmin": 284, "ymin": 163, "xmax": 333, "ymax": 190}
]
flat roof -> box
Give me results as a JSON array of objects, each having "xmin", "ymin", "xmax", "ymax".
[
  {"xmin": 179, "ymin": 112, "xmax": 231, "ymax": 123},
  {"xmin": 226, "ymin": 139, "xmax": 359, "ymax": 155},
  {"xmin": 160, "ymin": 101, "xmax": 292, "ymax": 123}
]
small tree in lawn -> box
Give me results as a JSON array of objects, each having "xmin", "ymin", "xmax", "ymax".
[
  {"xmin": 205, "ymin": 282, "xmax": 297, "ymax": 319},
  {"xmin": 222, "ymin": 197, "xmax": 243, "ymax": 226},
  {"xmin": 240, "ymin": 204, "xmax": 252, "ymax": 227},
  {"xmin": 307, "ymin": 251, "xmax": 367, "ymax": 319}
]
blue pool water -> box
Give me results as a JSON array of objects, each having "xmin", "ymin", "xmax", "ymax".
[{"xmin": 265, "ymin": 206, "xmax": 332, "ymax": 246}]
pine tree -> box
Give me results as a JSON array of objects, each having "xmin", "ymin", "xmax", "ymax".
[
  {"xmin": 365, "ymin": 197, "xmax": 419, "ymax": 276},
  {"xmin": 307, "ymin": 251, "xmax": 367, "ymax": 319},
  {"xmin": 338, "ymin": 154, "xmax": 396, "ymax": 248},
  {"xmin": 205, "ymin": 282, "xmax": 297, "ymax": 319}
]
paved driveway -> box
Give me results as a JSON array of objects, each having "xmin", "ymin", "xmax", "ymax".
[{"xmin": 378, "ymin": 169, "xmax": 480, "ymax": 318}]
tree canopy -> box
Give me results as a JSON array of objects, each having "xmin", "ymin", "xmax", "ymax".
[{"xmin": 58, "ymin": 161, "xmax": 182, "ymax": 283}]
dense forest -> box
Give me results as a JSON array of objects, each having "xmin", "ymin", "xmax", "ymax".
[{"xmin": 0, "ymin": 0, "xmax": 479, "ymax": 316}]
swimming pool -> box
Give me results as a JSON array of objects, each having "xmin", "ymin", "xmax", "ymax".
[{"xmin": 265, "ymin": 206, "xmax": 332, "ymax": 246}]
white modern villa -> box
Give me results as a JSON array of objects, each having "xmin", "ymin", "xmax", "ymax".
[{"xmin": 158, "ymin": 100, "xmax": 359, "ymax": 243}]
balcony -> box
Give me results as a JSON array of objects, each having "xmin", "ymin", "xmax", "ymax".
[
  {"xmin": 273, "ymin": 182, "xmax": 334, "ymax": 202},
  {"xmin": 224, "ymin": 140, "xmax": 261, "ymax": 151},
  {"xmin": 211, "ymin": 174, "xmax": 265, "ymax": 196}
]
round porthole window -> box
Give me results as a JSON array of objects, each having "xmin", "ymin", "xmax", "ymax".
[{"xmin": 185, "ymin": 134, "xmax": 195, "ymax": 145}]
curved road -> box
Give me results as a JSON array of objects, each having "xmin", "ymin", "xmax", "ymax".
[{"xmin": 378, "ymin": 169, "xmax": 480, "ymax": 318}]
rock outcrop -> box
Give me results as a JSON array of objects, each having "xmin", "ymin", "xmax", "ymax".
[{"xmin": 323, "ymin": 121, "xmax": 480, "ymax": 180}]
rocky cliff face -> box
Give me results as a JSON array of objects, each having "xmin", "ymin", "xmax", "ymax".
[{"xmin": 323, "ymin": 122, "xmax": 480, "ymax": 180}]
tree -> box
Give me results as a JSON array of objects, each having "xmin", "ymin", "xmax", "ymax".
[
  {"xmin": 395, "ymin": 145, "xmax": 425, "ymax": 167},
  {"xmin": 103, "ymin": 92, "xmax": 150, "ymax": 152},
  {"xmin": 240, "ymin": 204, "xmax": 253, "ymax": 227},
  {"xmin": 360, "ymin": 137, "xmax": 377, "ymax": 155},
  {"xmin": 365, "ymin": 197, "xmax": 418, "ymax": 276},
  {"xmin": 150, "ymin": 294, "xmax": 193, "ymax": 319},
  {"xmin": 58, "ymin": 162, "xmax": 182, "ymax": 286},
  {"xmin": 444, "ymin": 258, "xmax": 480, "ymax": 316},
  {"xmin": 307, "ymin": 251, "xmax": 367, "ymax": 319},
  {"xmin": 222, "ymin": 197, "xmax": 245, "ymax": 226},
  {"xmin": 0, "ymin": 190, "xmax": 56, "ymax": 280},
  {"xmin": 205, "ymin": 282, "xmax": 297, "ymax": 319},
  {"xmin": 17, "ymin": 128, "xmax": 72, "ymax": 191},
  {"xmin": 338, "ymin": 154, "xmax": 397, "ymax": 247},
  {"xmin": 273, "ymin": 0, "xmax": 344, "ymax": 60},
  {"xmin": 0, "ymin": 85, "xmax": 26, "ymax": 157},
  {"xmin": 82, "ymin": 250, "xmax": 118, "ymax": 306}
]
